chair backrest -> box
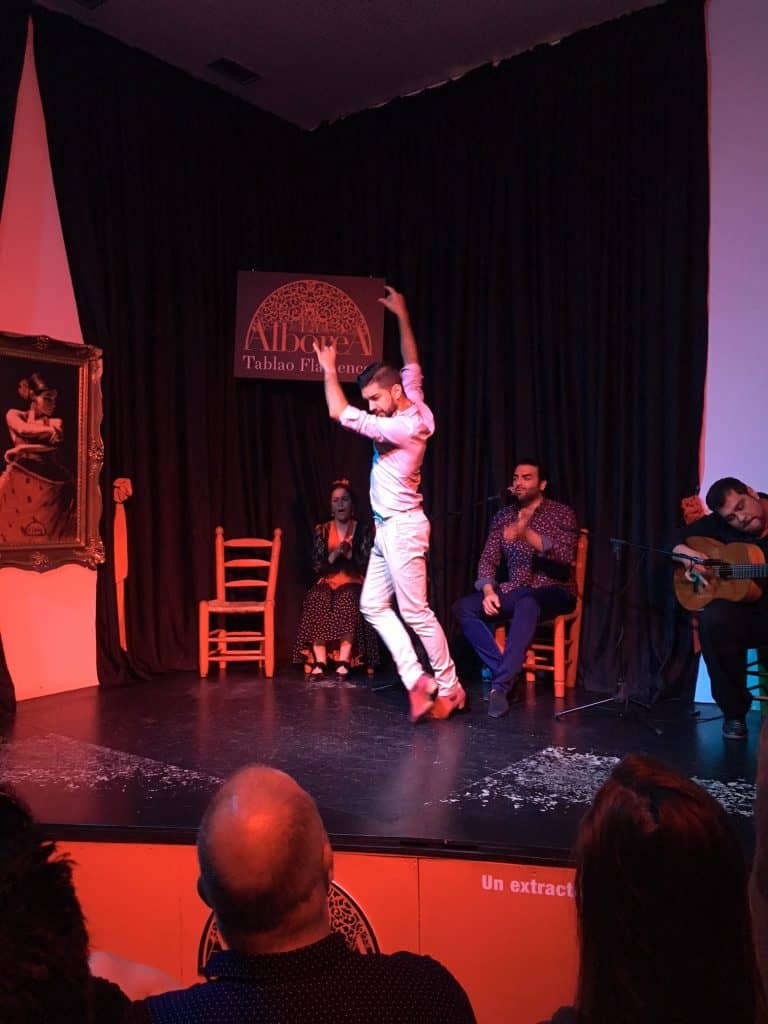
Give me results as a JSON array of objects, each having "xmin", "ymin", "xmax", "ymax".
[
  {"xmin": 214, "ymin": 527, "xmax": 282, "ymax": 604},
  {"xmin": 573, "ymin": 528, "xmax": 589, "ymax": 608}
]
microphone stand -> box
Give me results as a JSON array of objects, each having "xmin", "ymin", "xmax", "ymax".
[{"xmin": 555, "ymin": 536, "xmax": 664, "ymax": 735}]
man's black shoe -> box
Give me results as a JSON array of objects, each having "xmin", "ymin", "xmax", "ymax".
[
  {"xmin": 507, "ymin": 675, "xmax": 524, "ymax": 704},
  {"xmin": 722, "ymin": 718, "xmax": 747, "ymax": 740},
  {"xmin": 488, "ymin": 689, "xmax": 509, "ymax": 719}
]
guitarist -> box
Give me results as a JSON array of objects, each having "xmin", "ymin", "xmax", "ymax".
[{"xmin": 673, "ymin": 477, "xmax": 768, "ymax": 740}]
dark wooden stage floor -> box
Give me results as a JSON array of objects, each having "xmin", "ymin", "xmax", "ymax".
[{"xmin": 0, "ymin": 668, "xmax": 760, "ymax": 862}]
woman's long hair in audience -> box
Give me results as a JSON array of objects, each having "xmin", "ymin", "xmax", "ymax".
[
  {"xmin": 0, "ymin": 786, "xmax": 93, "ymax": 1023},
  {"xmin": 574, "ymin": 754, "xmax": 766, "ymax": 1024}
]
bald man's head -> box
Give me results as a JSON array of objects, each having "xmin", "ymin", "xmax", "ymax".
[{"xmin": 197, "ymin": 766, "xmax": 332, "ymax": 947}]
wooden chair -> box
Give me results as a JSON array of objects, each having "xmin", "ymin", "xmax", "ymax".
[
  {"xmin": 198, "ymin": 527, "xmax": 282, "ymax": 677},
  {"xmin": 495, "ymin": 529, "xmax": 589, "ymax": 699}
]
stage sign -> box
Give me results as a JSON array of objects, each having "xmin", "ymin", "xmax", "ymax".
[
  {"xmin": 65, "ymin": 841, "xmax": 576, "ymax": 1024},
  {"xmin": 234, "ymin": 272, "xmax": 385, "ymax": 382}
]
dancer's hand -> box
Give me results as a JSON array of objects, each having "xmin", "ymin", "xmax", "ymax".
[
  {"xmin": 378, "ymin": 286, "xmax": 408, "ymax": 320},
  {"xmin": 313, "ymin": 338, "xmax": 338, "ymax": 374}
]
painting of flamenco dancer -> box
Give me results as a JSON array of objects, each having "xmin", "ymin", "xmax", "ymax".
[
  {"xmin": 0, "ymin": 370, "xmax": 76, "ymax": 543},
  {"xmin": 0, "ymin": 333, "xmax": 103, "ymax": 571}
]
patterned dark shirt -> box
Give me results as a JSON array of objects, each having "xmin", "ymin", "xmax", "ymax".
[
  {"xmin": 127, "ymin": 934, "xmax": 476, "ymax": 1024},
  {"xmin": 475, "ymin": 498, "xmax": 578, "ymax": 594}
]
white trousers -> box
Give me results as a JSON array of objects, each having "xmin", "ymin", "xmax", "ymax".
[{"xmin": 360, "ymin": 508, "xmax": 458, "ymax": 694}]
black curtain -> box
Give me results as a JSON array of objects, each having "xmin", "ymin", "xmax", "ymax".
[
  {"xmin": 243, "ymin": 0, "xmax": 709, "ymax": 696},
  {"xmin": 33, "ymin": 8, "xmax": 303, "ymax": 678},
  {"xmin": 0, "ymin": 0, "xmax": 28, "ymax": 214},
  {"xmin": 0, "ymin": 0, "xmax": 30, "ymax": 713},
  {"xmin": 31, "ymin": 0, "xmax": 708, "ymax": 695}
]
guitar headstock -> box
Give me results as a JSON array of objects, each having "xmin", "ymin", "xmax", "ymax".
[{"xmin": 681, "ymin": 493, "xmax": 706, "ymax": 525}]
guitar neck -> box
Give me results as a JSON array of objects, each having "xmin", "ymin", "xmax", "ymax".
[{"xmin": 714, "ymin": 563, "xmax": 768, "ymax": 580}]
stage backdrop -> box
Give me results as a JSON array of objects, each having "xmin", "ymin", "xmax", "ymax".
[
  {"xmin": 66, "ymin": 840, "xmax": 578, "ymax": 1024},
  {"xmin": 238, "ymin": 0, "xmax": 710, "ymax": 698},
  {"xmin": 11, "ymin": 0, "xmax": 709, "ymax": 698}
]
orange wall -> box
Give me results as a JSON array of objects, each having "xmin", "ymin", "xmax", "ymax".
[
  {"xmin": 65, "ymin": 840, "xmax": 578, "ymax": 1024},
  {"xmin": 0, "ymin": 22, "xmax": 97, "ymax": 699}
]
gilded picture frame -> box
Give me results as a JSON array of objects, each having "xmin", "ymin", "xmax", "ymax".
[{"xmin": 0, "ymin": 332, "xmax": 104, "ymax": 571}]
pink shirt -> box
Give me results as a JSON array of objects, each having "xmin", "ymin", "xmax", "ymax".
[{"xmin": 339, "ymin": 364, "xmax": 434, "ymax": 521}]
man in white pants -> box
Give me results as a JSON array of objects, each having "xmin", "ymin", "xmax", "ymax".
[{"xmin": 313, "ymin": 287, "xmax": 465, "ymax": 723}]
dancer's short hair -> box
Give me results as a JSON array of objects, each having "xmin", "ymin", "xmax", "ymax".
[{"xmin": 356, "ymin": 362, "xmax": 401, "ymax": 390}]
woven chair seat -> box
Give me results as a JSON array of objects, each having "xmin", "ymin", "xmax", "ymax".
[{"xmin": 207, "ymin": 600, "xmax": 266, "ymax": 613}]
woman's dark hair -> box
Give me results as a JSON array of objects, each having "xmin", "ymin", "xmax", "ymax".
[
  {"xmin": 574, "ymin": 755, "xmax": 765, "ymax": 1024},
  {"xmin": 329, "ymin": 478, "xmax": 356, "ymax": 514},
  {"xmin": 18, "ymin": 372, "xmax": 56, "ymax": 402},
  {"xmin": 0, "ymin": 787, "xmax": 93, "ymax": 1023}
]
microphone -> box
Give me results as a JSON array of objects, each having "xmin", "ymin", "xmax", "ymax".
[
  {"xmin": 610, "ymin": 537, "xmax": 623, "ymax": 561},
  {"xmin": 444, "ymin": 494, "xmax": 503, "ymax": 518}
]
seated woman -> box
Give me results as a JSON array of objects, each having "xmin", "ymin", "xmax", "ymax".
[
  {"xmin": 540, "ymin": 754, "xmax": 766, "ymax": 1024},
  {"xmin": 294, "ymin": 480, "xmax": 379, "ymax": 680}
]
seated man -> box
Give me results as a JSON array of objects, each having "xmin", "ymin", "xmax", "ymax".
[
  {"xmin": 130, "ymin": 765, "xmax": 476, "ymax": 1023},
  {"xmin": 453, "ymin": 460, "xmax": 578, "ymax": 718},
  {"xmin": 673, "ymin": 476, "xmax": 768, "ymax": 740}
]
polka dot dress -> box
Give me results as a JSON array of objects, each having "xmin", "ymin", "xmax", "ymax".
[
  {"xmin": 293, "ymin": 520, "xmax": 380, "ymax": 668},
  {"xmin": 293, "ymin": 581, "xmax": 380, "ymax": 667}
]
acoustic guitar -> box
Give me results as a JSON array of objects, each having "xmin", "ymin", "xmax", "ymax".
[{"xmin": 674, "ymin": 536, "xmax": 768, "ymax": 611}]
